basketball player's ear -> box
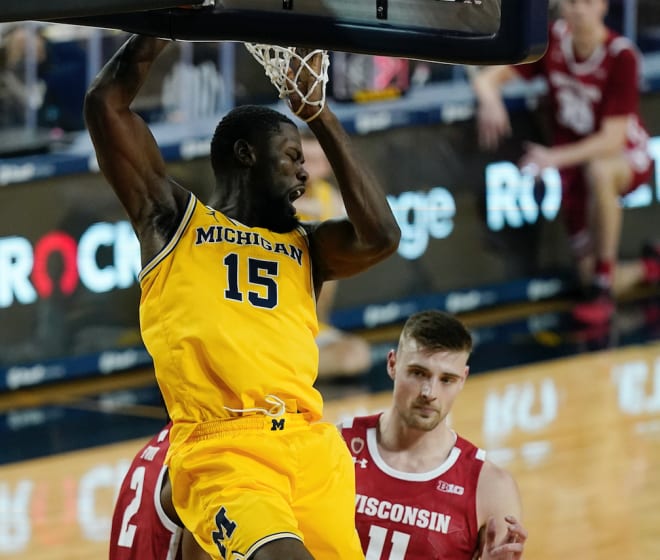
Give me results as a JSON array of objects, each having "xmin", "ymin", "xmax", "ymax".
[
  {"xmin": 234, "ymin": 139, "xmax": 256, "ymax": 167},
  {"xmin": 460, "ymin": 366, "xmax": 469, "ymax": 388},
  {"xmin": 386, "ymin": 349, "xmax": 397, "ymax": 381}
]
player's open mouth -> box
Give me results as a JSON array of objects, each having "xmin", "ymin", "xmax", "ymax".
[{"xmin": 288, "ymin": 186, "xmax": 306, "ymax": 203}]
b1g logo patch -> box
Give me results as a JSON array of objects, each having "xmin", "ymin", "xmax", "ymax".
[{"xmin": 436, "ymin": 480, "xmax": 464, "ymax": 495}]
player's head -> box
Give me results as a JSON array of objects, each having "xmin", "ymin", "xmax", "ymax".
[
  {"xmin": 387, "ymin": 310, "xmax": 473, "ymax": 431},
  {"xmin": 398, "ymin": 310, "xmax": 473, "ymax": 355},
  {"xmin": 210, "ymin": 105, "xmax": 307, "ymax": 232},
  {"xmin": 1, "ymin": 23, "xmax": 47, "ymax": 68},
  {"xmin": 559, "ymin": 0, "xmax": 608, "ymax": 31}
]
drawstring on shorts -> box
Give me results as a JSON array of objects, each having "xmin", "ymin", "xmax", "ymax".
[{"xmin": 223, "ymin": 394, "xmax": 286, "ymax": 417}]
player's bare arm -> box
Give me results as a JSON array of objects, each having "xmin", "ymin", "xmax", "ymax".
[
  {"xmin": 84, "ymin": 34, "xmax": 189, "ymax": 265},
  {"xmin": 181, "ymin": 531, "xmax": 212, "ymax": 560},
  {"xmin": 307, "ymin": 111, "xmax": 400, "ymax": 281},
  {"xmin": 472, "ymin": 65, "xmax": 517, "ymax": 151},
  {"xmin": 476, "ymin": 461, "xmax": 526, "ymax": 559},
  {"xmin": 288, "ymin": 50, "xmax": 401, "ymax": 285},
  {"xmin": 520, "ymin": 115, "xmax": 630, "ymax": 171}
]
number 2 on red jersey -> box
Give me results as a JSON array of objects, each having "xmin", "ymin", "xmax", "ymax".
[{"xmin": 117, "ymin": 466, "xmax": 146, "ymax": 548}]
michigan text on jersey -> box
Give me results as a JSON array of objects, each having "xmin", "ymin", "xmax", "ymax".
[{"xmin": 195, "ymin": 225, "xmax": 304, "ymax": 266}]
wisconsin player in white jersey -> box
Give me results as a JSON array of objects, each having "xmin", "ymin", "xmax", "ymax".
[{"xmin": 342, "ymin": 311, "xmax": 526, "ymax": 560}]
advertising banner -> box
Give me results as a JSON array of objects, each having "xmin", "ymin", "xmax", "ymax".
[{"xmin": 1, "ymin": 115, "xmax": 659, "ymax": 384}]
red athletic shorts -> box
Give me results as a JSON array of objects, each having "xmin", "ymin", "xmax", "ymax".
[{"xmin": 560, "ymin": 159, "xmax": 653, "ymax": 240}]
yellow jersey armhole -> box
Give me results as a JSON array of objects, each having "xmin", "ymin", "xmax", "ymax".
[{"xmin": 139, "ymin": 192, "xmax": 197, "ymax": 282}]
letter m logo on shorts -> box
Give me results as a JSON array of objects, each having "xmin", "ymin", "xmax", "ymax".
[
  {"xmin": 212, "ymin": 506, "xmax": 237, "ymax": 559},
  {"xmin": 271, "ymin": 418, "xmax": 285, "ymax": 431}
]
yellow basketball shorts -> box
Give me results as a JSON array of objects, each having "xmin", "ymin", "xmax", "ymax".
[{"xmin": 168, "ymin": 413, "xmax": 364, "ymax": 560}]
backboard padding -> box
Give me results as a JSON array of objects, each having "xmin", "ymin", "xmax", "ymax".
[
  {"xmin": 218, "ymin": 0, "xmax": 502, "ymax": 35},
  {"xmin": 33, "ymin": 0, "xmax": 548, "ymax": 65},
  {"xmin": 0, "ymin": 0, "xmax": 205, "ymax": 23}
]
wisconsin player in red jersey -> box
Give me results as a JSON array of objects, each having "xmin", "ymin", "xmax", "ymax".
[
  {"xmin": 109, "ymin": 423, "xmax": 208, "ymax": 560},
  {"xmin": 342, "ymin": 310, "xmax": 526, "ymax": 560},
  {"xmin": 473, "ymin": 0, "xmax": 659, "ymax": 325}
]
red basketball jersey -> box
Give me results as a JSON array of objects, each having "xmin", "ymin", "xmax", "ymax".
[
  {"xmin": 342, "ymin": 414, "xmax": 485, "ymax": 560},
  {"xmin": 516, "ymin": 19, "xmax": 650, "ymax": 173},
  {"xmin": 109, "ymin": 424, "xmax": 182, "ymax": 560}
]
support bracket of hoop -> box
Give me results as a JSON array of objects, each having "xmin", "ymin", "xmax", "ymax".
[{"xmin": 376, "ymin": 0, "xmax": 388, "ymax": 20}]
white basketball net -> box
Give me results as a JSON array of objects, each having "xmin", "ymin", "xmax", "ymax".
[{"xmin": 244, "ymin": 43, "xmax": 330, "ymax": 122}]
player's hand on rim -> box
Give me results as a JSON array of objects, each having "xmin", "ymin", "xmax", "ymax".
[{"xmin": 287, "ymin": 47, "xmax": 325, "ymax": 122}]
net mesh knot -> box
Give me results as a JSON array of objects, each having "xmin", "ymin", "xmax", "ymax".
[{"xmin": 244, "ymin": 43, "xmax": 330, "ymax": 122}]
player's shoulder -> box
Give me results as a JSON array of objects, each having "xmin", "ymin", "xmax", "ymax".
[
  {"xmin": 607, "ymin": 34, "xmax": 641, "ymax": 60},
  {"xmin": 298, "ymin": 220, "xmax": 319, "ymax": 237},
  {"xmin": 550, "ymin": 18, "xmax": 569, "ymax": 41},
  {"xmin": 455, "ymin": 433, "xmax": 486, "ymax": 459},
  {"xmin": 477, "ymin": 458, "xmax": 518, "ymax": 495},
  {"xmin": 133, "ymin": 423, "xmax": 172, "ymax": 458},
  {"xmin": 475, "ymin": 459, "xmax": 522, "ymax": 523},
  {"xmin": 338, "ymin": 413, "xmax": 380, "ymax": 433},
  {"xmin": 338, "ymin": 414, "xmax": 363, "ymax": 431}
]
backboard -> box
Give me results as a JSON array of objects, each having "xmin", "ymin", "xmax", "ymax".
[{"xmin": 5, "ymin": 0, "xmax": 549, "ymax": 65}]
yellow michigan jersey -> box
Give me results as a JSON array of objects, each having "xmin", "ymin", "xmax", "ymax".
[{"xmin": 138, "ymin": 193, "xmax": 322, "ymax": 450}]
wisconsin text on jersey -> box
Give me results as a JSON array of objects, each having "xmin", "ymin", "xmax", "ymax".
[
  {"xmin": 195, "ymin": 225, "xmax": 304, "ymax": 266},
  {"xmin": 355, "ymin": 494, "xmax": 452, "ymax": 534}
]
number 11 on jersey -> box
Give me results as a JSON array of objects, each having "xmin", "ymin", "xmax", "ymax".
[{"xmin": 366, "ymin": 524, "xmax": 411, "ymax": 560}]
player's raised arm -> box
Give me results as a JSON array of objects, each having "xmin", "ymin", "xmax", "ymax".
[
  {"xmin": 84, "ymin": 34, "xmax": 189, "ymax": 264},
  {"xmin": 287, "ymin": 49, "xmax": 401, "ymax": 283}
]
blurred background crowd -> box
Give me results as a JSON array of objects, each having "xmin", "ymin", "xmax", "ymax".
[{"xmin": 1, "ymin": 1, "xmax": 659, "ymax": 148}]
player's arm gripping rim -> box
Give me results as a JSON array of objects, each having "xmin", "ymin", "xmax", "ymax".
[
  {"xmin": 289, "ymin": 49, "xmax": 401, "ymax": 291},
  {"xmin": 84, "ymin": 35, "xmax": 188, "ymax": 268}
]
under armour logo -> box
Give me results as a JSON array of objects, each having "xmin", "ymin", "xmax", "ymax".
[{"xmin": 271, "ymin": 418, "xmax": 285, "ymax": 431}]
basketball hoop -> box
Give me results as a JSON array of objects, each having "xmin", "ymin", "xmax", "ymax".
[{"xmin": 244, "ymin": 44, "xmax": 330, "ymax": 122}]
